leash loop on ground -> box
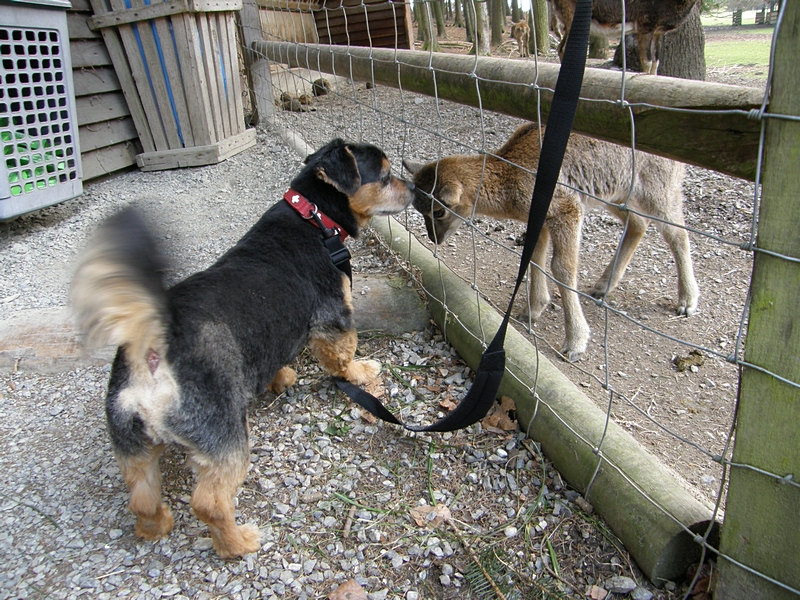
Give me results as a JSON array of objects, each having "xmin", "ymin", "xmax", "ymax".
[{"xmin": 337, "ymin": 0, "xmax": 592, "ymax": 432}]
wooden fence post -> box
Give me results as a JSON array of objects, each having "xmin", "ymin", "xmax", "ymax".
[
  {"xmin": 239, "ymin": 0, "xmax": 274, "ymax": 125},
  {"xmin": 715, "ymin": 3, "xmax": 800, "ymax": 598}
]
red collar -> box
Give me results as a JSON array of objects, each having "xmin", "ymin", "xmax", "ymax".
[{"xmin": 284, "ymin": 188, "xmax": 348, "ymax": 241}]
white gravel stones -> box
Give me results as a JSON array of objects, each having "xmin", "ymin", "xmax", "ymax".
[{"xmin": 1, "ymin": 114, "xmax": 669, "ymax": 599}]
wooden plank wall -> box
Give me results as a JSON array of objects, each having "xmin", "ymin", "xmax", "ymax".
[
  {"xmin": 260, "ymin": 8, "xmax": 318, "ymax": 43},
  {"xmin": 315, "ymin": 0, "xmax": 412, "ymax": 50},
  {"xmin": 68, "ymin": 0, "xmax": 140, "ymax": 180}
]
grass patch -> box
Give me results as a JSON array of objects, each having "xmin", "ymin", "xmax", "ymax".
[
  {"xmin": 707, "ymin": 26, "xmax": 775, "ymax": 37},
  {"xmin": 705, "ymin": 38, "xmax": 771, "ymax": 68}
]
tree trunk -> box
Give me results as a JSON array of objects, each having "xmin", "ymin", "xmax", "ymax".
[
  {"xmin": 511, "ymin": 0, "xmax": 520, "ymax": 24},
  {"xmin": 463, "ymin": 0, "xmax": 475, "ymax": 42},
  {"xmin": 589, "ymin": 31, "xmax": 608, "ymax": 59},
  {"xmin": 490, "ymin": 0, "xmax": 505, "ymax": 48},
  {"xmin": 414, "ymin": 0, "xmax": 425, "ymax": 42},
  {"xmin": 531, "ymin": 0, "xmax": 548, "ymax": 56},
  {"xmin": 454, "ymin": 0, "xmax": 464, "ymax": 28},
  {"xmin": 469, "ymin": 0, "xmax": 491, "ymax": 55},
  {"xmin": 612, "ymin": 2, "xmax": 705, "ymax": 80},
  {"xmin": 417, "ymin": 0, "xmax": 440, "ymax": 51},
  {"xmin": 433, "ymin": 0, "xmax": 448, "ymax": 38}
]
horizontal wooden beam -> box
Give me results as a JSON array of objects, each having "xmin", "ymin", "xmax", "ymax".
[
  {"xmin": 81, "ymin": 140, "xmax": 139, "ymax": 180},
  {"xmin": 72, "ymin": 66, "xmax": 122, "ymax": 97},
  {"xmin": 76, "ymin": 92, "xmax": 131, "ymax": 126},
  {"xmin": 253, "ymin": 42, "xmax": 764, "ymax": 181},
  {"xmin": 79, "ymin": 117, "xmax": 138, "ymax": 152},
  {"xmin": 89, "ymin": 0, "xmax": 241, "ymax": 30},
  {"xmin": 257, "ymin": 0, "xmax": 318, "ymax": 10},
  {"xmin": 69, "ymin": 39, "xmax": 112, "ymax": 69}
]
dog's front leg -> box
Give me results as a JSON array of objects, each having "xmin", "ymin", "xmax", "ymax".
[
  {"xmin": 308, "ymin": 327, "xmax": 381, "ymax": 385},
  {"xmin": 267, "ymin": 366, "xmax": 297, "ymax": 394},
  {"xmin": 308, "ymin": 275, "xmax": 380, "ymax": 385}
]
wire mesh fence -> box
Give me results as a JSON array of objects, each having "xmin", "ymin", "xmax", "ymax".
[{"xmin": 240, "ymin": 0, "xmax": 799, "ymax": 596}]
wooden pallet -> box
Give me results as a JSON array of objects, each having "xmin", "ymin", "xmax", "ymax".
[{"xmin": 88, "ymin": 0, "xmax": 255, "ymax": 171}]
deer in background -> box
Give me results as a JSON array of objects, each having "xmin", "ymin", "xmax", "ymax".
[
  {"xmin": 550, "ymin": 0, "xmax": 700, "ymax": 74},
  {"xmin": 511, "ymin": 20, "xmax": 531, "ymax": 57}
]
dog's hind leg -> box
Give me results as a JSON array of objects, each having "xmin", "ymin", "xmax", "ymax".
[
  {"xmin": 117, "ymin": 444, "xmax": 174, "ymax": 540},
  {"xmin": 267, "ymin": 366, "xmax": 297, "ymax": 394},
  {"xmin": 190, "ymin": 448, "xmax": 261, "ymax": 559}
]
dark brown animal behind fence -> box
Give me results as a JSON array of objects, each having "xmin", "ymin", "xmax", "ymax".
[{"xmin": 550, "ymin": 0, "xmax": 700, "ymax": 74}]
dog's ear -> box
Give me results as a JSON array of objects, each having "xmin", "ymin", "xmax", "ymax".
[
  {"xmin": 303, "ymin": 138, "xmax": 346, "ymax": 165},
  {"xmin": 313, "ymin": 142, "xmax": 362, "ymax": 196},
  {"xmin": 402, "ymin": 159, "xmax": 426, "ymax": 175},
  {"xmin": 303, "ymin": 139, "xmax": 363, "ymax": 195}
]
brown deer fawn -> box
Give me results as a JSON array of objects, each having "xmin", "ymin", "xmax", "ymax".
[{"xmin": 404, "ymin": 123, "xmax": 699, "ymax": 361}]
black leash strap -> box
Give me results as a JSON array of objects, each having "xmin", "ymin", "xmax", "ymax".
[{"xmin": 337, "ymin": 0, "xmax": 592, "ymax": 431}]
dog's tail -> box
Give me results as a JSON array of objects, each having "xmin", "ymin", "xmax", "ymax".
[{"xmin": 71, "ymin": 207, "xmax": 169, "ymax": 369}]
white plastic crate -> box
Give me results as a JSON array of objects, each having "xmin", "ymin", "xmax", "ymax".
[{"xmin": 1, "ymin": 0, "xmax": 82, "ymax": 219}]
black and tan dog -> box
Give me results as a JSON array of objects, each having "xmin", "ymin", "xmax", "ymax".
[
  {"xmin": 404, "ymin": 123, "xmax": 698, "ymax": 361},
  {"xmin": 71, "ymin": 139, "xmax": 415, "ymax": 559}
]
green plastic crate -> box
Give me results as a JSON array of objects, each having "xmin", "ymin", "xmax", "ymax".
[{"xmin": 1, "ymin": 0, "xmax": 82, "ymax": 219}]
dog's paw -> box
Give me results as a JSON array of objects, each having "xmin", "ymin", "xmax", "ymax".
[
  {"xmin": 214, "ymin": 524, "xmax": 262, "ymax": 559},
  {"xmin": 134, "ymin": 503, "xmax": 174, "ymax": 540},
  {"xmin": 267, "ymin": 366, "xmax": 297, "ymax": 394},
  {"xmin": 345, "ymin": 359, "xmax": 381, "ymax": 385}
]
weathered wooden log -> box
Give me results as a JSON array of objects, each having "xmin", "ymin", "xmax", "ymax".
[
  {"xmin": 252, "ymin": 41, "xmax": 764, "ymax": 181},
  {"xmin": 369, "ymin": 215, "xmax": 719, "ymax": 584}
]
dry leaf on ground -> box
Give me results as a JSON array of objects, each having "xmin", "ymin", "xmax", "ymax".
[
  {"xmin": 586, "ymin": 584, "xmax": 608, "ymax": 599},
  {"xmin": 439, "ymin": 397, "xmax": 457, "ymax": 411},
  {"xmin": 359, "ymin": 409, "xmax": 378, "ymax": 424},
  {"xmin": 329, "ymin": 578, "xmax": 367, "ymax": 600},
  {"xmin": 409, "ymin": 503, "xmax": 452, "ymax": 528},
  {"xmin": 481, "ymin": 395, "xmax": 517, "ymax": 433}
]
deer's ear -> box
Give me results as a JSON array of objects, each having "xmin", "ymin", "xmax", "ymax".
[
  {"xmin": 402, "ymin": 159, "xmax": 427, "ymax": 175},
  {"xmin": 438, "ymin": 182, "xmax": 464, "ymax": 209}
]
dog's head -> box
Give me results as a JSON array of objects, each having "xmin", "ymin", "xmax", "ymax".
[
  {"xmin": 298, "ymin": 139, "xmax": 415, "ymax": 230},
  {"xmin": 403, "ymin": 157, "xmax": 469, "ymax": 244}
]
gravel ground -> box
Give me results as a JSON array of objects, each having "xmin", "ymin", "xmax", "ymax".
[
  {"xmin": 1, "ymin": 25, "xmax": 766, "ymax": 600},
  {"xmin": 0, "ymin": 128, "xmax": 672, "ymax": 599}
]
